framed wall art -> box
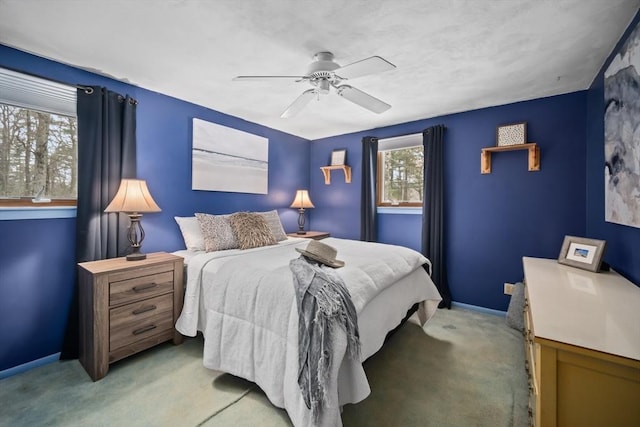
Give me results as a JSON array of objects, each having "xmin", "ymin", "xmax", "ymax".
[
  {"xmin": 191, "ymin": 118, "xmax": 268, "ymax": 194},
  {"xmin": 557, "ymin": 235, "xmax": 607, "ymax": 273},
  {"xmin": 496, "ymin": 122, "xmax": 527, "ymax": 147},
  {"xmin": 604, "ymin": 19, "xmax": 640, "ymax": 228},
  {"xmin": 330, "ymin": 149, "xmax": 347, "ymax": 166}
]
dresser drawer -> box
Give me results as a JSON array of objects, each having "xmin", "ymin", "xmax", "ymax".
[
  {"xmin": 109, "ymin": 271, "xmax": 174, "ymax": 306},
  {"xmin": 110, "ymin": 308, "xmax": 174, "ymax": 351},
  {"xmin": 110, "ymin": 293, "xmax": 174, "ymax": 330}
]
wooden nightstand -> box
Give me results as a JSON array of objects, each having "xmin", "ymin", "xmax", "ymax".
[
  {"xmin": 287, "ymin": 231, "xmax": 330, "ymax": 240},
  {"xmin": 78, "ymin": 252, "xmax": 184, "ymax": 381}
]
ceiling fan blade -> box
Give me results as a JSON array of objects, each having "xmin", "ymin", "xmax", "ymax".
[
  {"xmin": 335, "ymin": 56, "xmax": 396, "ymax": 80},
  {"xmin": 233, "ymin": 75, "xmax": 307, "ymax": 81},
  {"xmin": 336, "ymin": 85, "xmax": 391, "ymax": 114},
  {"xmin": 281, "ymin": 89, "xmax": 316, "ymax": 118}
]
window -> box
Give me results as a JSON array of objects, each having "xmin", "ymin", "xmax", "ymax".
[
  {"xmin": 377, "ymin": 134, "xmax": 423, "ymax": 207},
  {"xmin": 0, "ymin": 67, "xmax": 77, "ymax": 207}
]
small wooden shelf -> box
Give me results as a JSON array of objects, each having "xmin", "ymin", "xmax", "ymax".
[
  {"xmin": 320, "ymin": 165, "xmax": 352, "ymax": 185},
  {"xmin": 481, "ymin": 143, "xmax": 540, "ymax": 174}
]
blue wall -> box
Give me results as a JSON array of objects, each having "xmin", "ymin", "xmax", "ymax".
[
  {"xmin": 585, "ymin": 11, "xmax": 640, "ymax": 286},
  {"xmin": 3, "ymin": 9, "xmax": 640, "ymax": 372},
  {"xmin": 0, "ymin": 218, "xmax": 77, "ymax": 372},
  {"xmin": 0, "ymin": 45, "xmax": 310, "ymax": 372},
  {"xmin": 310, "ymin": 92, "xmax": 588, "ymax": 311}
]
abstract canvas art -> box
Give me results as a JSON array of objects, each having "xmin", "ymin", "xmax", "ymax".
[
  {"xmin": 604, "ymin": 20, "xmax": 640, "ymax": 228},
  {"xmin": 192, "ymin": 118, "xmax": 268, "ymax": 194}
]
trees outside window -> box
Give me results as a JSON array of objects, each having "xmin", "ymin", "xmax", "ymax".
[
  {"xmin": 377, "ymin": 145, "xmax": 423, "ymax": 206},
  {"xmin": 0, "ymin": 104, "xmax": 77, "ymax": 204}
]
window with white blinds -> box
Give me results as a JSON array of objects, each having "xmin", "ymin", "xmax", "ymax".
[
  {"xmin": 0, "ymin": 67, "xmax": 78, "ymax": 206},
  {"xmin": 0, "ymin": 67, "xmax": 76, "ymax": 117}
]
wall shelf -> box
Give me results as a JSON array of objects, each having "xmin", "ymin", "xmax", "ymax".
[
  {"xmin": 481, "ymin": 143, "xmax": 540, "ymax": 174},
  {"xmin": 320, "ymin": 165, "xmax": 352, "ymax": 185}
]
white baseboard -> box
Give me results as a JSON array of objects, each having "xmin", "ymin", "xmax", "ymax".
[
  {"xmin": 452, "ymin": 301, "xmax": 506, "ymax": 317},
  {"xmin": 0, "ymin": 352, "xmax": 60, "ymax": 380}
]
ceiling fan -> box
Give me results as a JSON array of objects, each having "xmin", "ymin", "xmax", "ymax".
[{"xmin": 233, "ymin": 52, "xmax": 396, "ymax": 118}]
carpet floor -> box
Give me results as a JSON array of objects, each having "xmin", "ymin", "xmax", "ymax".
[{"xmin": 0, "ymin": 307, "xmax": 529, "ymax": 426}]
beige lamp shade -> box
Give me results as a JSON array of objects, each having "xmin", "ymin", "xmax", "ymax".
[
  {"xmin": 104, "ymin": 179, "xmax": 161, "ymax": 213},
  {"xmin": 289, "ymin": 189, "xmax": 315, "ymax": 209}
]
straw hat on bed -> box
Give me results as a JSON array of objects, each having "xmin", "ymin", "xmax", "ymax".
[{"xmin": 296, "ymin": 240, "xmax": 345, "ymax": 268}]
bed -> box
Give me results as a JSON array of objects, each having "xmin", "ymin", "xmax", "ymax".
[{"xmin": 174, "ymin": 235, "xmax": 441, "ymax": 426}]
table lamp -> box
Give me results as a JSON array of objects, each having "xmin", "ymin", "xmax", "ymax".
[
  {"xmin": 290, "ymin": 189, "xmax": 314, "ymax": 235},
  {"xmin": 105, "ymin": 179, "xmax": 161, "ymax": 261}
]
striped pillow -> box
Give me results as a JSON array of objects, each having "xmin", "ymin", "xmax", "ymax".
[{"xmin": 255, "ymin": 210, "xmax": 287, "ymax": 242}]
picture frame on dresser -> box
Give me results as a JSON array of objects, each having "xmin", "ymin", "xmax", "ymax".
[{"xmin": 557, "ymin": 235, "xmax": 607, "ymax": 272}]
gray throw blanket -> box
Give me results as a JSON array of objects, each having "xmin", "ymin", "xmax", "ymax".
[{"xmin": 289, "ymin": 256, "xmax": 361, "ymax": 423}]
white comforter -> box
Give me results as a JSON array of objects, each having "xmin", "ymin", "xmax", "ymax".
[{"xmin": 176, "ymin": 237, "xmax": 441, "ymax": 426}]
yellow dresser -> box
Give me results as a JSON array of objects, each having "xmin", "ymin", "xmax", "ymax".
[{"xmin": 522, "ymin": 257, "xmax": 640, "ymax": 427}]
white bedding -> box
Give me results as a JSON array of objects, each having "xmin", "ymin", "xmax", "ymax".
[{"xmin": 175, "ymin": 237, "xmax": 441, "ymax": 426}]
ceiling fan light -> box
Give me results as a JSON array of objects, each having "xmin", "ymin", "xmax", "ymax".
[{"xmin": 318, "ymin": 79, "xmax": 330, "ymax": 94}]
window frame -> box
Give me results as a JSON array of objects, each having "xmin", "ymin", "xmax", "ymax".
[{"xmin": 376, "ymin": 133, "xmax": 424, "ymax": 208}]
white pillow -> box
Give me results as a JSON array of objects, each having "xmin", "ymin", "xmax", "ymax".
[{"xmin": 174, "ymin": 216, "xmax": 205, "ymax": 251}]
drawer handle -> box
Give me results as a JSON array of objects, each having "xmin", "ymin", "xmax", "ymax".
[
  {"xmin": 132, "ymin": 282, "xmax": 158, "ymax": 293},
  {"xmin": 132, "ymin": 305, "xmax": 157, "ymax": 315},
  {"xmin": 132, "ymin": 324, "xmax": 157, "ymax": 335}
]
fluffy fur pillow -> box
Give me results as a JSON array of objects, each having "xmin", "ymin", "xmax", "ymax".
[
  {"xmin": 229, "ymin": 212, "xmax": 277, "ymax": 250},
  {"xmin": 256, "ymin": 210, "xmax": 288, "ymax": 242},
  {"xmin": 195, "ymin": 213, "xmax": 239, "ymax": 252}
]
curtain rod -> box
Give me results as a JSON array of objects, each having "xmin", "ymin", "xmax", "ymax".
[
  {"xmin": 377, "ymin": 125, "xmax": 447, "ymax": 140},
  {"xmin": 1, "ymin": 64, "xmax": 94, "ymax": 93},
  {"xmin": 4, "ymin": 65, "xmax": 139, "ymax": 103},
  {"xmin": 378, "ymin": 131, "xmax": 421, "ymax": 140}
]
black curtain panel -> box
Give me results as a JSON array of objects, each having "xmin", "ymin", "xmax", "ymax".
[
  {"xmin": 422, "ymin": 125, "xmax": 451, "ymax": 309},
  {"xmin": 360, "ymin": 136, "xmax": 378, "ymax": 242},
  {"xmin": 60, "ymin": 87, "xmax": 137, "ymax": 359}
]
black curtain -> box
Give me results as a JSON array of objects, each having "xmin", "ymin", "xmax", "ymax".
[
  {"xmin": 360, "ymin": 136, "xmax": 378, "ymax": 242},
  {"xmin": 60, "ymin": 86, "xmax": 137, "ymax": 359},
  {"xmin": 422, "ymin": 125, "xmax": 451, "ymax": 309}
]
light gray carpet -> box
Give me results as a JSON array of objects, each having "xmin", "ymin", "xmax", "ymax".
[{"xmin": 0, "ymin": 307, "xmax": 528, "ymax": 426}]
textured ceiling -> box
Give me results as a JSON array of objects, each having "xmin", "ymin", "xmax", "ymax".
[{"xmin": 0, "ymin": 0, "xmax": 638, "ymax": 140}]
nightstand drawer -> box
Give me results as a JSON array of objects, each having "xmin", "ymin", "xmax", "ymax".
[
  {"xmin": 109, "ymin": 271, "xmax": 174, "ymax": 306},
  {"xmin": 110, "ymin": 293, "xmax": 174, "ymax": 330},
  {"xmin": 110, "ymin": 309, "xmax": 174, "ymax": 351}
]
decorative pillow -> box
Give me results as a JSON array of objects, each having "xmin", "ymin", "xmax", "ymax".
[
  {"xmin": 255, "ymin": 210, "xmax": 288, "ymax": 242},
  {"xmin": 229, "ymin": 212, "xmax": 277, "ymax": 250},
  {"xmin": 195, "ymin": 213, "xmax": 239, "ymax": 252},
  {"xmin": 174, "ymin": 216, "xmax": 205, "ymax": 251}
]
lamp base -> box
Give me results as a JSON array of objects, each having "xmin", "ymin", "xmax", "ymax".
[
  {"xmin": 126, "ymin": 252, "xmax": 147, "ymax": 261},
  {"xmin": 125, "ymin": 214, "xmax": 147, "ymax": 261},
  {"xmin": 296, "ymin": 231, "xmax": 307, "ymax": 235}
]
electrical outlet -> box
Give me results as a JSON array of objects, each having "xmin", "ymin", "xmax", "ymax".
[{"xmin": 504, "ymin": 282, "xmax": 515, "ymax": 295}]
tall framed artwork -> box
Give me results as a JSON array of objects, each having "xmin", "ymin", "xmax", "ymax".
[
  {"xmin": 192, "ymin": 118, "xmax": 268, "ymax": 194},
  {"xmin": 604, "ymin": 20, "xmax": 640, "ymax": 228}
]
